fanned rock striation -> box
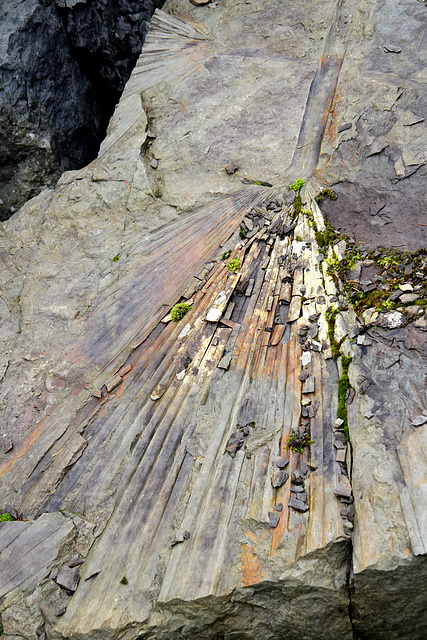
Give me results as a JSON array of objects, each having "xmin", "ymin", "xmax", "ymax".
[{"xmin": 0, "ymin": 1, "xmax": 426, "ymax": 639}]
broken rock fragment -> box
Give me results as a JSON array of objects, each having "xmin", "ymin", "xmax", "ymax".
[
  {"xmin": 334, "ymin": 476, "xmax": 352, "ymax": 499},
  {"xmin": 412, "ymin": 414, "xmax": 427, "ymax": 427},
  {"xmin": 56, "ymin": 565, "xmax": 80, "ymax": 594},
  {"xmin": 289, "ymin": 496, "xmax": 309, "ymax": 512},
  {"xmin": 274, "ymin": 456, "xmax": 289, "ymax": 469},
  {"xmin": 171, "ymin": 529, "xmax": 190, "ymax": 546},
  {"xmin": 268, "ymin": 511, "xmax": 280, "ymax": 528},
  {"xmin": 271, "ymin": 469, "xmax": 289, "ymax": 488}
]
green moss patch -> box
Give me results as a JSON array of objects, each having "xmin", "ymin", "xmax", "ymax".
[
  {"xmin": 0, "ymin": 513, "xmax": 14, "ymax": 522},
  {"xmin": 315, "ymin": 188, "xmax": 337, "ymax": 206},
  {"xmin": 324, "ymin": 240, "xmax": 427, "ymax": 319},
  {"xmin": 170, "ymin": 303, "xmax": 192, "ymax": 322},
  {"xmin": 227, "ymin": 258, "xmax": 241, "ymax": 273},
  {"xmin": 315, "ymin": 221, "xmax": 338, "ymax": 249}
]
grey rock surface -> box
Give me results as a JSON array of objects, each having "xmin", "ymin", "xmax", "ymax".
[{"xmin": 0, "ymin": 0, "xmax": 426, "ymax": 639}]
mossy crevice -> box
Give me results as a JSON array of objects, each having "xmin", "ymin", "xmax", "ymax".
[
  {"xmin": 315, "ymin": 221, "xmax": 338, "ymax": 249},
  {"xmin": 288, "ymin": 179, "xmax": 305, "ymax": 218},
  {"xmin": 315, "ymin": 188, "xmax": 337, "ymax": 206},
  {"xmin": 322, "ymin": 234, "xmax": 427, "ymax": 319},
  {"xmin": 325, "ymin": 306, "xmax": 345, "ymax": 360},
  {"xmin": 227, "ymin": 258, "xmax": 241, "ymax": 273},
  {"xmin": 338, "ymin": 356, "xmax": 352, "ymax": 443}
]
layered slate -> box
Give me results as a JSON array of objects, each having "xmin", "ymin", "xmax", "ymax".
[{"xmin": 0, "ymin": 1, "xmax": 426, "ymax": 639}]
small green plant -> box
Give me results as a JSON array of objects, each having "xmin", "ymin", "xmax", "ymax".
[
  {"xmin": 285, "ymin": 432, "xmax": 314, "ymax": 454},
  {"xmin": 376, "ymin": 250, "xmax": 400, "ymax": 271},
  {"xmin": 288, "ymin": 178, "xmax": 305, "ymax": 192},
  {"xmin": 346, "ymin": 251, "xmax": 361, "ymax": 270},
  {"xmin": 170, "ymin": 303, "xmax": 192, "ymax": 322},
  {"xmin": 378, "ymin": 298, "xmax": 394, "ymax": 311},
  {"xmin": 227, "ymin": 258, "xmax": 241, "ymax": 273},
  {"xmin": 239, "ymin": 228, "xmax": 246, "ymax": 239},
  {"xmin": 120, "ymin": 576, "xmax": 128, "ymax": 585},
  {"xmin": 222, "ymin": 250, "xmax": 232, "ymax": 260},
  {"xmin": 112, "ymin": 255, "xmax": 119, "ymax": 262},
  {"xmin": 325, "ymin": 252, "xmax": 340, "ymax": 273},
  {"xmin": 0, "ymin": 513, "xmax": 14, "ymax": 522}
]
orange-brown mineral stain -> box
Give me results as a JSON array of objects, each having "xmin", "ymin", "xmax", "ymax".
[
  {"xmin": 240, "ymin": 530, "xmax": 267, "ymax": 586},
  {"xmin": 240, "ymin": 543, "xmax": 266, "ymax": 587}
]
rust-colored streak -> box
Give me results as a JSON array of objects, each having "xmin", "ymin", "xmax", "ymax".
[
  {"xmin": 240, "ymin": 542, "xmax": 266, "ymax": 587},
  {"xmin": 0, "ymin": 384, "xmax": 88, "ymax": 477},
  {"xmin": 325, "ymin": 85, "xmax": 342, "ymax": 146}
]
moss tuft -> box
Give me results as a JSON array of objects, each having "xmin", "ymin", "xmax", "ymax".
[
  {"xmin": 170, "ymin": 303, "xmax": 192, "ymax": 322},
  {"xmin": 227, "ymin": 258, "xmax": 241, "ymax": 273},
  {"xmin": 315, "ymin": 188, "xmax": 337, "ymax": 206},
  {"xmin": 315, "ymin": 221, "xmax": 338, "ymax": 248},
  {"xmin": 0, "ymin": 513, "xmax": 14, "ymax": 522}
]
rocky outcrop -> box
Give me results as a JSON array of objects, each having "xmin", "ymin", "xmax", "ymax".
[
  {"xmin": 0, "ymin": 1, "xmax": 426, "ymax": 639},
  {"xmin": 0, "ymin": 0, "xmax": 165, "ymax": 220}
]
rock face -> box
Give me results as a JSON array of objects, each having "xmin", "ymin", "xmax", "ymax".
[
  {"xmin": 0, "ymin": 1, "xmax": 426, "ymax": 639},
  {"xmin": 0, "ymin": 0, "xmax": 165, "ymax": 220}
]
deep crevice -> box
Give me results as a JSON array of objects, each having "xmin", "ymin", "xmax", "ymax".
[{"xmin": 0, "ymin": 0, "xmax": 166, "ymax": 221}]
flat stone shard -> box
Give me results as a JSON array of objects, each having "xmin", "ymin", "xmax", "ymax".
[
  {"xmin": 271, "ymin": 469, "xmax": 289, "ymax": 488},
  {"xmin": 105, "ymin": 374, "xmax": 123, "ymax": 393},
  {"xmin": 171, "ymin": 529, "xmax": 190, "ymax": 546},
  {"xmin": 302, "ymin": 376, "xmax": 315, "ymax": 394},
  {"xmin": 56, "ymin": 566, "xmax": 80, "ymax": 593},
  {"xmin": 412, "ymin": 415, "xmax": 427, "ymax": 427},
  {"xmin": 334, "ymin": 476, "xmax": 352, "ymax": 499},
  {"xmin": 206, "ymin": 307, "xmax": 223, "ymax": 322},
  {"xmin": 289, "ymin": 496, "xmax": 309, "ymax": 512},
  {"xmin": 268, "ymin": 511, "xmax": 280, "ymax": 528},
  {"xmin": 274, "ymin": 456, "xmax": 289, "ymax": 469}
]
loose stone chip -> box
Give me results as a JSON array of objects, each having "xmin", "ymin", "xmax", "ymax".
[
  {"xmin": 271, "ymin": 469, "xmax": 289, "ymax": 488},
  {"xmin": 56, "ymin": 565, "xmax": 80, "ymax": 594},
  {"xmin": 106, "ymin": 374, "xmax": 123, "ymax": 393},
  {"xmin": 150, "ymin": 384, "xmax": 166, "ymax": 401},
  {"xmin": 171, "ymin": 529, "xmax": 190, "ymax": 546},
  {"xmin": 289, "ymin": 496, "xmax": 309, "ymax": 512},
  {"xmin": 268, "ymin": 511, "xmax": 280, "ymax": 528},
  {"xmin": 412, "ymin": 415, "xmax": 427, "ymax": 427}
]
